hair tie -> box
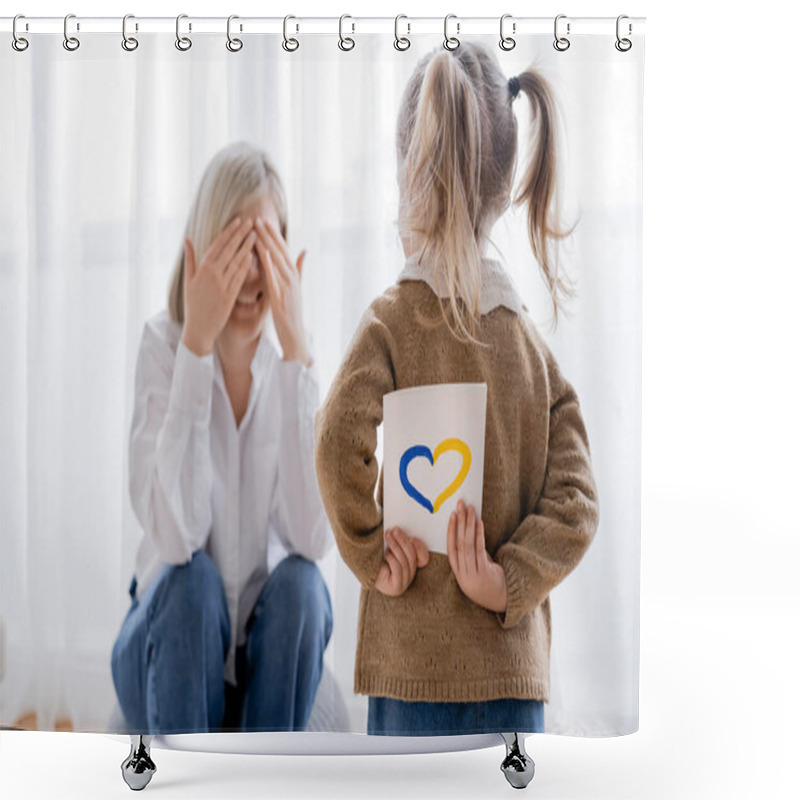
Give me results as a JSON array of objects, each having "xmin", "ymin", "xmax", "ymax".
[{"xmin": 508, "ymin": 75, "xmax": 520, "ymax": 100}]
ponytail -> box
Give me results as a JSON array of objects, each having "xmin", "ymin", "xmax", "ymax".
[
  {"xmin": 400, "ymin": 51, "xmax": 484, "ymax": 342},
  {"xmin": 396, "ymin": 44, "xmax": 574, "ymax": 338},
  {"xmin": 514, "ymin": 69, "xmax": 575, "ymax": 324}
]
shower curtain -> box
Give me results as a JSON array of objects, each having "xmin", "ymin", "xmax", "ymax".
[{"xmin": 0, "ymin": 17, "xmax": 644, "ymax": 738}]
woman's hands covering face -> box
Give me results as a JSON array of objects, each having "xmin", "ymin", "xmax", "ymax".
[
  {"xmin": 254, "ymin": 218, "xmax": 311, "ymax": 366},
  {"xmin": 181, "ymin": 217, "xmax": 257, "ymax": 356}
]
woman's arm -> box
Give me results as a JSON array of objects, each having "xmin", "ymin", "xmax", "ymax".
[
  {"xmin": 493, "ymin": 346, "xmax": 600, "ymax": 630},
  {"xmin": 314, "ymin": 308, "xmax": 397, "ymax": 589},
  {"xmin": 269, "ymin": 346, "xmax": 334, "ymax": 561},
  {"xmin": 128, "ymin": 323, "xmax": 214, "ymax": 565}
]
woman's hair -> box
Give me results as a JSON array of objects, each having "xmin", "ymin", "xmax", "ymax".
[
  {"xmin": 168, "ymin": 141, "xmax": 289, "ymax": 325},
  {"xmin": 396, "ymin": 41, "xmax": 573, "ymax": 340}
]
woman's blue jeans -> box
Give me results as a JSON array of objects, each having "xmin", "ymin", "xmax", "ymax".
[
  {"xmin": 367, "ymin": 697, "xmax": 544, "ymax": 736},
  {"xmin": 111, "ymin": 549, "xmax": 332, "ymax": 734}
]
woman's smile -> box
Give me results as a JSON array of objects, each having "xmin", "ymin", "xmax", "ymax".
[{"xmin": 234, "ymin": 288, "xmax": 264, "ymax": 316}]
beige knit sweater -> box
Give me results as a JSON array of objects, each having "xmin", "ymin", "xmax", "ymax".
[{"xmin": 314, "ymin": 279, "xmax": 599, "ymax": 703}]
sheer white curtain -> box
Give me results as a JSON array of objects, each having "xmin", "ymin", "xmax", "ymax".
[{"xmin": 0, "ymin": 30, "xmax": 642, "ymax": 735}]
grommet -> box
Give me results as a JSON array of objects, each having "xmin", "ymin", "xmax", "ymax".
[
  {"xmin": 226, "ymin": 15, "xmax": 243, "ymax": 52},
  {"xmin": 500, "ymin": 14, "xmax": 515, "ymax": 51},
  {"xmin": 394, "ymin": 14, "xmax": 410, "ymax": 51},
  {"xmin": 615, "ymin": 14, "xmax": 632, "ymax": 52},
  {"xmin": 122, "ymin": 14, "xmax": 138, "ymax": 52},
  {"xmin": 553, "ymin": 14, "xmax": 570, "ymax": 52},
  {"xmin": 63, "ymin": 13, "xmax": 80, "ymax": 51},
  {"xmin": 176, "ymin": 14, "xmax": 192, "ymax": 51},
  {"xmin": 444, "ymin": 14, "xmax": 459, "ymax": 51},
  {"xmin": 338, "ymin": 14, "xmax": 355, "ymax": 51},
  {"xmin": 282, "ymin": 15, "xmax": 299, "ymax": 52}
]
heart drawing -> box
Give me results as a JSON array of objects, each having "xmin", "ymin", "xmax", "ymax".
[{"xmin": 399, "ymin": 438, "xmax": 472, "ymax": 514}]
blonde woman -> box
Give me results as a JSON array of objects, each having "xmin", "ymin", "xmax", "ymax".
[
  {"xmin": 111, "ymin": 142, "xmax": 333, "ymax": 734},
  {"xmin": 315, "ymin": 43, "xmax": 599, "ymax": 735}
]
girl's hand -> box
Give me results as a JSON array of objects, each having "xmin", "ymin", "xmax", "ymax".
[
  {"xmin": 182, "ymin": 217, "xmax": 257, "ymax": 356},
  {"xmin": 254, "ymin": 218, "xmax": 311, "ymax": 366},
  {"xmin": 373, "ymin": 527, "xmax": 430, "ymax": 597},
  {"xmin": 447, "ymin": 500, "xmax": 508, "ymax": 613}
]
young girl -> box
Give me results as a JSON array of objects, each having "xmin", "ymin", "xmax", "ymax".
[
  {"xmin": 314, "ymin": 43, "xmax": 599, "ymax": 736},
  {"xmin": 111, "ymin": 142, "xmax": 333, "ymax": 734}
]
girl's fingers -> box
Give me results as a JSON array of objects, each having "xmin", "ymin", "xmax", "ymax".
[
  {"xmin": 475, "ymin": 518, "xmax": 487, "ymax": 572},
  {"xmin": 184, "ymin": 238, "xmax": 196, "ymax": 281},
  {"xmin": 384, "ymin": 550, "xmax": 402, "ymax": 592},
  {"xmin": 393, "ymin": 528, "xmax": 418, "ymax": 576},
  {"xmin": 412, "ymin": 537, "xmax": 430, "ymax": 568},
  {"xmin": 456, "ymin": 500, "xmax": 468, "ymax": 577},
  {"xmin": 447, "ymin": 512, "xmax": 459, "ymax": 576},
  {"xmin": 388, "ymin": 530, "xmax": 411, "ymax": 589},
  {"xmin": 464, "ymin": 504, "xmax": 477, "ymax": 575}
]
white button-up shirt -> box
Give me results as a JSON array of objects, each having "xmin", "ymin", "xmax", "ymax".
[{"xmin": 128, "ymin": 309, "xmax": 333, "ymax": 686}]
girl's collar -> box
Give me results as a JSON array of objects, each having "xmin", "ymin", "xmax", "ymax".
[{"xmin": 396, "ymin": 251, "xmax": 527, "ymax": 315}]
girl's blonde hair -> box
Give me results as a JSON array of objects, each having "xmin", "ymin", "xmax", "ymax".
[
  {"xmin": 168, "ymin": 141, "xmax": 288, "ymax": 324},
  {"xmin": 396, "ymin": 42, "xmax": 573, "ymax": 340}
]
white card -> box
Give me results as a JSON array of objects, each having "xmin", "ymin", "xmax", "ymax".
[{"xmin": 382, "ymin": 383, "xmax": 488, "ymax": 555}]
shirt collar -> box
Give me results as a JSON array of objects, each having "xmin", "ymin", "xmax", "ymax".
[{"xmin": 396, "ymin": 251, "xmax": 527, "ymax": 315}]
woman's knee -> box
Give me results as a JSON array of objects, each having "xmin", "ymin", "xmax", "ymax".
[
  {"xmin": 151, "ymin": 549, "xmax": 229, "ymax": 634},
  {"xmin": 267, "ymin": 555, "xmax": 332, "ymax": 640}
]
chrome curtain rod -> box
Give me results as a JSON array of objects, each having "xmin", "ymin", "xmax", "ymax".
[{"xmin": 2, "ymin": 15, "xmax": 645, "ymax": 37}]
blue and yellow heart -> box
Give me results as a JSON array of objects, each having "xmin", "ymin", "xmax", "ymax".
[{"xmin": 399, "ymin": 438, "xmax": 472, "ymax": 514}]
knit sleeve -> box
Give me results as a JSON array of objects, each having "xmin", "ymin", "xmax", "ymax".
[
  {"xmin": 493, "ymin": 347, "xmax": 600, "ymax": 630},
  {"xmin": 314, "ymin": 305, "xmax": 397, "ymax": 589}
]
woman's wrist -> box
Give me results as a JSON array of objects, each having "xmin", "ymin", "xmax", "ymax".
[
  {"xmin": 281, "ymin": 339, "xmax": 311, "ymax": 367},
  {"xmin": 283, "ymin": 351, "xmax": 312, "ymax": 368},
  {"xmin": 182, "ymin": 327, "xmax": 213, "ymax": 357}
]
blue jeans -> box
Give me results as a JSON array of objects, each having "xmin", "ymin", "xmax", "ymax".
[
  {"xmin": 367, "ymin": 696, "xmax": 544, "ymax": 736},
  {"xmin": 111, "ymin": 549, "xmax": 332, "ymax": 734}
]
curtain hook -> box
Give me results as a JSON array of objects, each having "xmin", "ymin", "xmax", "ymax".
[
  {"xmin": 282, "ymin": 15, "xmax": 299, "ymax": 52},
  {"xmin": 12, "ymin": 14, "xmax": 29, "ymax": 51},
  {"xmin": 338, "ymin": 14, "xmax": 355, "ymax": 51},
  {"xmin": 500, "ymin": 14, "xmax": 516, "ymax": 51},
  {"xmin": 553, "ymin": 14, "xmax": 570, "ymax": 52},
  {"xmin": 394, "ymin": 14, "xmax": 410, "ymax": 51},
  {"xmin": 615, "ymin": 15, "xmax": 632, "ymax": 52},
  {"xmin": 226, "ymin": 15, "xmax": 243, "ymax": 52},
  {"xmin": 175, "ymin": 14, "xmax": 192, "ymax": 51},
  {"xmin": 63, "ymin": 13, "xmax": 80, "ymax": 51},
  {"xmin": 443, "ymin": 14, "xmax": 460, "ymax": 51},
  {"xmin": 122, "ymin": 14, "xmax": 139, "ymax": 52}
]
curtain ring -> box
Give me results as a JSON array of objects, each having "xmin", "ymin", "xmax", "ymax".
[
  {"xmin": 63, "ymin": 13, "xmax": 80, "ymax": 51},
  {"xmin": 282, "ymin": 15, "xmax": 299, "ymax": 52},
  {"xmin": 175, "ymin": 14, "xmax": 192, "ymax": 51},
  {"xmin": 338, "ymin": 14, "xmax": 355, "ymax": 51},
  {"xmin": 226, "ymin": 15, "xmax": 243, "ymax": 52},
  {"xmin": 443, "ymin": 14, "xmax": 459, "ymax": 51},
  {"xmin": 499, "ymin": 14, "xmax": 515, "ymax": 51},
  {"xmin": 12, "ymin": 14, "xmax": 29, "ymax": 52},
  {"xmin": 553, "ymin": 14, "xmax": 570, "ymax": 52},
  {"xmin": 394, "ymin": 14, "xmax": 410, "ymax": 51},
  {"xmin": 615, "ymin": 14, "xmax": 632, "ymax": 52},
  {"xmin": 122, "ymin": 14, "xmax": 139, "ymax": 51}
]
